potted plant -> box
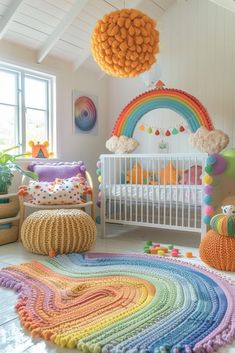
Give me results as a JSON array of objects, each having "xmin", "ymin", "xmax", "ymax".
[{"xmin": 0, "ymin": 146, "xmax": 37, "ymax": 195}]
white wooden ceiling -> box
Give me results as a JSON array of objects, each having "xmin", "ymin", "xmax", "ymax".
[
  {"xmin": 208, "ymin": 0, "xmax": 235, "ymax": 13},
  {"xmin": 0, "ymin": 0, "xmax": 176, "ymax": 72}
]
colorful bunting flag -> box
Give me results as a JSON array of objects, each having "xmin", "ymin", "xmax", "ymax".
[{"xmin": 138, "ymin": 123, "xmax": 187, "ymax": 137}]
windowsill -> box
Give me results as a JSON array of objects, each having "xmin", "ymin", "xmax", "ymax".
[{"xmin": 16, "ymin": 157, "xmax": 60, "ymax": 162}]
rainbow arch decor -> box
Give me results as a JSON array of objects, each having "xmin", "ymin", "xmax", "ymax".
[
  {"xmin": 112, "ymin": 88, "xmax": 214, "ymax": 138},
  {"xmin": 0, "ymin": 253, "xmax": 235, "ymax": 352}
]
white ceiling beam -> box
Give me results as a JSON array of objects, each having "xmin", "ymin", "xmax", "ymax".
[
  {"xmin": 98, "ymin": 71, "xmax": 106, "ymax": 80},
  {"xmin": 126, "ymin": 0, "xmax": 145, "ymax": 8},
  {"xmin": 37, "ymin": 0, "xmax": 89, "ymax": 63},
  {"xmin": 73, "ymin": 51, "xmax": 91, "ymax": 72},
  {"xmin": 0, "ymin": 0, "xmax": 24, "ymax": 40},
  {"xmin": 72, "ymin": 0, "xmax": 145, "ymax": 72},
  {"xmin": 208, "ymin": 0, "xmax": 235, "ymax": 13}
]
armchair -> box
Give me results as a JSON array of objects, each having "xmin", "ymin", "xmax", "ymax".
[{"xmin": 19, "ymin": 161, "xmax": 95, "ymax": 229}]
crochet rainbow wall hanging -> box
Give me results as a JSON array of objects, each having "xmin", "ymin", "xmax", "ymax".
[
  {"xmin": 0, "ymin": 252, "xmax": 235, "ymax": 352},
  {"xmin": 112, "ymin": 88, "xmax": 214, "ymax": 137}
]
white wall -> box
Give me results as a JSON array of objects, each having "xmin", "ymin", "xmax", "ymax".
[
  {"xmin": 107, "ymin": 0, "xmax": 235, "ymax": 153},
  {"xmin": 0, "ymin": 40, "xmax": 109, "ymax": 192}
]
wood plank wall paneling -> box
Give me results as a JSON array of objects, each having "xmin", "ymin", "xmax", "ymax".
[{"xmin": 159, "ymin": 0, "xmax": 235, "ymax": 147}]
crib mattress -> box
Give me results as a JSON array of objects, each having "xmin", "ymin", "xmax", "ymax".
[{"xmin": 105, "ymin": 184, "xmax": 202, "ymax": 205}]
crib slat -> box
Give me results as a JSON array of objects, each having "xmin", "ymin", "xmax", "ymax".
[
  {"xmin": 146, "ymin": 158, "xmax": 149, "ymax": 224},
  {"xmin": 141, "ymin": 156, "xmax": 144, "ymax": 223},
  {"xmin": 169, "ymin": 155, "xmax": 172, "ymax": 226},
  {"xmin": 194, "ymin": 155, "xmax": 197, "ymax": 229},
  {"xmin": 130, "ymin": 157, "xmax": 132, "ymax": 222},
  {"xmin": 108, "ymin": 157, "xmax": 111, "ymax": 220},
  {"xmin": 152, "ymin": 157, "xmax": 155, "ymax": 224},
  {"xmin": 163, "ymin": 157, "xmax": 166, "ymax": 226},
  {"xmin": 135, "ymin": 158, "xmax": 138, "ymax": 222},
  {"xmin": 182, "ymin": 158, "xmax": 185, "ymax": 227},
  {"xmin": 158, "ymin": 156, "xmax": 160, "ymax": 225},
  {"xmin": 188, "ymin": 157, "xmax": 191, "ymax": 228},
  {"xmin": 119, "ymin": 157, "xmax": 122, "ymax": 221},
  {"xmin": 176, "ymin": 157, "xmax": 179, "ymax": 227},
  {"xmin": 114, "ymin": 158, "xmax": 117, "ymax": 221},
  {"xmin": 124, "ymin": 157, "xmax": 127, "ymax": 222}
]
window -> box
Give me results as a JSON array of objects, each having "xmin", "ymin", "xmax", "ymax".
[{"xmin": 0, "ymin": 63, "xmax": 55, "ymax": 155}]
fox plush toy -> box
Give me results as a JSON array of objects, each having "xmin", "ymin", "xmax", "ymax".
[{"xmin": 28, "ymin": 140, "xmax": 53, "ymax": 158}]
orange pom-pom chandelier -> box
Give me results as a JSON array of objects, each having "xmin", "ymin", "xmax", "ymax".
[{"xmin": 91, "ymin": 8, "xmax": 159, "ymax": 78}]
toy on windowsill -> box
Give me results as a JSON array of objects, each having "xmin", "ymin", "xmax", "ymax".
[
  {"xmin": 144, "ymin": 241, "xmax": 195, "ymax": 258},
  {"xmin": 28, "ymin": 141, "xmax": 54, "ymax": 158}
]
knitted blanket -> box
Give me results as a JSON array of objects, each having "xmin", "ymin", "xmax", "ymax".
[{"xmin": 0, "ymin": 252, "xmax": 234, "ymax": 353}]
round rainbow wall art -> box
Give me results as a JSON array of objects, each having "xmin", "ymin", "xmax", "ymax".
[
  {"xmin": 112, "ymin": 88, "xmax": 214, "ymax": 137},
  {"xmin": 74, "ymin": 96, "xmax": 97, "ymax": 132}
]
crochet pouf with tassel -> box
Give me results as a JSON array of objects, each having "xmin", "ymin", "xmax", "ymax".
[
  {"xmin": 200, "ymin": 213, "xmax": 235, "ymax": 271},
  {"xmin": 21, "ymin": 209, "xmax": 96, "ymax": 255}
]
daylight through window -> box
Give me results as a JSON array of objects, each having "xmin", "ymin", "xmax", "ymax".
[{"xmin": 0, "ymin": 63, "xmax": 55, "ymax": 154}]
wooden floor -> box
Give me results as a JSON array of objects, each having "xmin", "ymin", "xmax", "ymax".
[{"xmin": 0, "ymin": 224, "xmax": 234, "ymax": 353}]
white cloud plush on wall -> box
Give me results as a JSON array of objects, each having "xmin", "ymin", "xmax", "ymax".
[
  {"xmin": 189, "ymin": 127, "xmax": 229, "ymax": 153},
  {"xmin": 106, "ymin": 135, "xmax": 139, "ymax": 153}
]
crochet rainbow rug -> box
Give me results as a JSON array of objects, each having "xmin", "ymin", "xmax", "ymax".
[{"xmin": 0, "ymin": 253, "xmax": 234, "ymax": 353}]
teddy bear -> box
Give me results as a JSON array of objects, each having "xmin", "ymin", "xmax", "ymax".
[{"xmin": 221, "ymin": 205, "xmax": 235, "ymax": 216}]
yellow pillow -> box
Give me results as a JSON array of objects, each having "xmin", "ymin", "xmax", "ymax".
[
  {"xmin": 126, "ymin": 163, "xmax": 144, "ymax": 184},
  {"xmin": 126, "ymin": 163, "xmax": 158, "ymax": 184},
  {"xmin": 160, "ymin": 162, "xmax": 178, "ymax": 185}
]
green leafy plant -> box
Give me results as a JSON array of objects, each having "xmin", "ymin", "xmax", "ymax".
[{"xmin": 0, "ymin": 146, "xmax": 38, "ymax": 194}]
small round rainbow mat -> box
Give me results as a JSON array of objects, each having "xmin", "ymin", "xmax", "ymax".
[{"xmin": 0, "ymin": 253, "xmax": 234, "ymax": 353}]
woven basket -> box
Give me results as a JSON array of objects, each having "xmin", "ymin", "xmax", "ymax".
[
  {"xmin": 21, "ymin": 209, "xmax": 96, "ymax": 255},
  {"xmin": 199, "ymin": 229, "xmax": 235, "ymax": 271},
  {"xmin": 0, "ymin": 195, "xmax": 19, "ymax": 219},
  {"xmin": 0, "ymin": 221, "xmax": 19, "ymax": 245}
]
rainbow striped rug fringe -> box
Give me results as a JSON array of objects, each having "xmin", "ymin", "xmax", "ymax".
[{"xmin": 0, "ymin": 252, "xmax": 234, "ymax": 353}]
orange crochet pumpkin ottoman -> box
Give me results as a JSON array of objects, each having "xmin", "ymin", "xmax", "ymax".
[{"xmin": 199, "ymin": 214, "xmax": 235, "ymax": 271}]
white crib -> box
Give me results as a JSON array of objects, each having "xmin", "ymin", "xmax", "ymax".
[{"xmin": 100, "ymin": 153, "xmax": 207, "ymax": 238}]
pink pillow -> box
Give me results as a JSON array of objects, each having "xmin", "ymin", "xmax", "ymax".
[
  {"xmin": 180, "ymin": 165, "xmax": 202, "ymax": 185},
  {"xmin": 19, "ymin": 174, "xmax": 89, "ymax": 205}
]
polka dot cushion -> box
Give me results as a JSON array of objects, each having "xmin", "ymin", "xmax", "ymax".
[{"xmin": 21, "ymin": 174, "xmax": 90, "ymax": 205}]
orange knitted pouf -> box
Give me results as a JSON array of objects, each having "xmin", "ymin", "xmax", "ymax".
[{"xmin": 199, "ymin": 229, "xmax": 235, "ymax": 271}]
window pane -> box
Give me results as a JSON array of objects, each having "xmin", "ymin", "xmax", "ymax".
[
  {"xmin": 0, "ymin": 70, "xmax": 17, "ymax": 105},
  {"xmin": 0, "ymin": 104, "xmax": 17, "ymax": 150},
  {"xmin": 25, "ymin": 77, "xmax": 47, "ymax": 110},
  {"xmin": 25, "ymin": 108, "xmax": 47, "ymax": 146}
]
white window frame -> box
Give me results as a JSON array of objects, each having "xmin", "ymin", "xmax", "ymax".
[{"xmin": 0, "ymin": 62, "xmax": 56, "ymax": 155}]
